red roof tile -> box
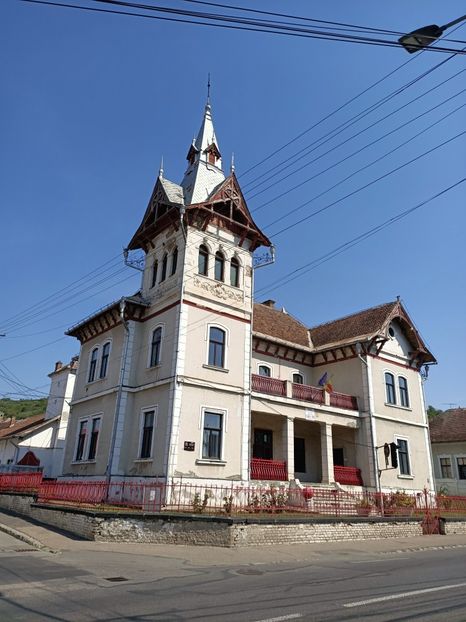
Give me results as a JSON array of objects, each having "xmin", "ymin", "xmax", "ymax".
[
  {"xmin": 429, "ymin": 409, "xmax": 466, "ymax": 443},
  {"xmin": 253, "ymin": 303, "xmax": 310, "ymax": 348},
  {"xmin": 0, "ymin": 414, "xmax": 46, "ymax": 440}
]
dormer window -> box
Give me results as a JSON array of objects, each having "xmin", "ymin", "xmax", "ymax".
[{"xmin": 215, "ymin": 251, "xmax": 225, "ymax": 282}]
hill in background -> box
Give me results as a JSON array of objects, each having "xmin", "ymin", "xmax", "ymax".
[{"xmin": 0, "ymin": 398, "xmax": 47, "ymax": 420}]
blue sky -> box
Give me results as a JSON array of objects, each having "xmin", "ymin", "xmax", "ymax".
[{"xmin": 1, "ymin": 0, "xmax": 465, "ymax": 408}]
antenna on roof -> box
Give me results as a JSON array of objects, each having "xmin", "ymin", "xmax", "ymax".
[
  {"xmin": 230, "ymin": 152, "xmax": 235, "ymax": 174},
  {"xmin": 159, "ymin": 156, "xmax": 164, "ymax": 179},
  {"xmin": 207, "ymin": 72, "xmax": 211, "ymax": 105}
]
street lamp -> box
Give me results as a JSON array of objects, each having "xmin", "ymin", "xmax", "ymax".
[{"xmin": 398, "ymin": 14, "xmax": 466, "ymax": 53}]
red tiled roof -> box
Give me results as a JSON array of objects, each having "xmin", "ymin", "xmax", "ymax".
[
  {"xmin": 0, "ymin": 414, "xmax": 46, "ymax": 440},
  {"xmin": 429, "ymin": 409, "xmax": 466, "ymax": 443},
  {"xmin": 253, "ymin": 303, "xmax": 310, "ymax": 348},
  {"xmin": 309, "ymin": 301, "xmax": 397, "ymax": 348}
]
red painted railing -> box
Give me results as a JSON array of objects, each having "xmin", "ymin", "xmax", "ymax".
[
  {"xmin": 334, "ymin": 466, "xmax": 363, "ymax": 486},
  {"xmin": 292, "ymin": 382, "xmax": 324, "ymax": 404},
  {"xmin": 0, "ymin": 472, "xmax": 43, "ymax": 493},
  {"xmin": 250, "ymin": 458, "xmax": 288, "ymax": 481},
  {"xmin": 251, "ymin": 374, "xmax": 286, "ymax": 397},
  {"xmin": 330, "ymin": 391, "xmax": 358, "ymax": 411}
]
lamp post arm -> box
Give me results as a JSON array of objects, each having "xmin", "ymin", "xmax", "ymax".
[{"xmin": 441, "ymin": 14, "xmax": 466, "ymax": 31}]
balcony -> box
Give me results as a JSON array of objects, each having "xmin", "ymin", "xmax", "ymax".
[
  {"xmin": 251, "ymin": 458, "xmax": 288, "ymax": 481},
  {"xmin": 334, "ymin": 466, "xmax": 363, "ymax": 486},
  {"xmin": 251, "ymin": 374, "xmax": 358, "ymax": 411}
]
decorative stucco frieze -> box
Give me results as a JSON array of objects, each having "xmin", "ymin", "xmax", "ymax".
[{"xmin": 193, "ymin": 276, "xmax": 244, "ymax": 303}]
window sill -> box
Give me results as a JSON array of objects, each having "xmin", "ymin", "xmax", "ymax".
[
  {"xmin": 397, "ymin": 474, "xmax": 414, "ymax": 480},
  {"xmin": 71, "ymin": 460, "xmax": 96, "ymax": 465},
  {"xmin": 195, "ymin": 459, "xmax": 226, "ymax": 466},
  {"xmin": 384, "ymin": 403, "xmax": 412, "ymax": 412},
  {"xmin": 134, "ymin": 458, "xmax": 153, "ymax": 463},
  {"xmin": 147, "ymin": 364, "xmax": 161, "ymax": 370},
  {"xmin": 202, "ymin": 364, "xmax": 229, "ymax": 373},
  {"xmin": 86, "ymin": 377, "xmax": 106, "ymax": 387}
]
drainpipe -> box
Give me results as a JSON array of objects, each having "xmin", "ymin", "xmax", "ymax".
[
  {"xmin": 105, "ymin": 299, "xmax": 130, "ymax": 485},
  {"xmin": 356, "ymin": 343, "xmax": 381, "ymax": 499}
]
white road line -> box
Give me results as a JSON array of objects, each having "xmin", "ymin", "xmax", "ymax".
[
  {"xmin": 252, "ymin": 614, "xmax": 303, "ymax": 622},
  {"xmin": 344, "ymin": 581, "xmax": 466, "ymax": 608},
  {"xmin": 350, "ymin": 557, "xmax": 410, "ymax": 564}
]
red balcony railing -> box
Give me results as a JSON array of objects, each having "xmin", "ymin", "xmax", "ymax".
[
  {"xmin": 292, "ymin": 382, "xmax": 324, "ymax": 404},
  {"xmin": 251, "ymin": 374, "xmax": 286, "ymax": 397},
  {"xmin": 251, "ymin": 458, "xmax": 288, "ymax": 481},
  {"xmin": 330, "ymin": 391, "xmax": 358, "ymax": 411},
  {"xmin": 334, "ymin": 466, "xmax": 363, "ymax": 486}
]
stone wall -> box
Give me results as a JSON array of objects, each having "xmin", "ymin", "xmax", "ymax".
[
  {"xmin": 444, "ymin": 520, "xmax": 466, "ymax": 535},
  {"xmin": 0, "ymin": 492, "xmax": 441, "ymax": 547}
]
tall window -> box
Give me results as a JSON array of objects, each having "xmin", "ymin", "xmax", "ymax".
[
  {"xmin": 385, "ymin": 372, "xmax": 396, "ymax": 405},
  {"xmin": 202, "ymin": 411, "xmax": 223, "ymax": 460},
  {"xmin": 161, "ymin": 253, "xmax": 168, "ymax": 282},
  {"xmin": 88, "ymin": 418, "xmax": 101, "ymax": 460},
  {"xmin": 198, "ymin": 244, "xmax": 209, "ymax": 275},
  {"xmin": 457, "ymin": 457, "xmax": 466, "ymax": 480},
  {"xmin": 397, "ymin": 438, "xmax": 410, "ymax": 475},
  {"xmin": 292, "ymin": 373, "xmax": 304, "ymax": 384},
  {"xmin": 75, "ymin": 420, "xmax": 88, "ymax": 461},
  {"xmin": 171, "ymin": 247, "xmax": 178, "ymax": 276},
  {"xmin": 99, "ymin": 342, "xmax": 110, "ymax": 379},
  {"xmin": 151, "ymin": 260, "xmax": 158, "ymax": 288},
  {"xmin": 150, "ymin": 327, "xmax": 162, "ymax": 367},
  {"xmin": 208, "ymin": 327, "xmax": 225, "ymax": 368},
  {"xmin": 140, "ymin": 410, "xmax": 155, "ymax": 459},
  {"xmin": 214, "ymin": 251, "xmax": 225, "ymax": 282},
  {"xmin": 258, "ymin": 365, "xmax": 271, "ymax": 377},
  {"xmin": 88, "ymin": 348, "xmax": 98, "ymax": 383},
  {"xmin": 230, "ymin": 256, "xmax": 240, "ymax": 287},
  {"xmin": 440, "ymin": 457, "xmax": 452, "ymax": 479},
  {"xmin": 398, "ymin": 376, "xmax": 409, "ymax": 407}
]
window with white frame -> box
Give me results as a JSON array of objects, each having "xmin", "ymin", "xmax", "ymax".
[
  {"xmin": 292, "ymin": 372, "xmax": 304, "ymax": 384},
  {"xmin": 75, "ymin": 420, "xmax": 88, "ymax": 461},
  {"xmin": 258, "ymin": 365, "xmax": 271, "ymax": 377},
  {"xmin": 88, "ymin": 347, "xmax": 99, "ymax": 383},
  {"xmin": 214, "ymin": 251, "xmax": 225, "ymax": 282},
  {"xmin": 149, "ymin": 327, "xmax": 162, "ymax": 367},
  {"xmin": 208, "ymin": 326, "xmax": 226, "ymax": 368},
  {"xmin": 398, "ymin": 376, "xmax": 410, "ymax": 407},
  {"xmin": 457, "ymin": 457, "xmax": 466, "ymax": 480},
  {"xmin": 396, "ymin": 438, "xmax": 411, "ymax": 475},
  {"xmin": 99, "ymin": 341, "xmax": 111, "ymax": 379},
  {"xmin": 202, "ymin": 411, "xmax": 223, "ymax": 460},
  {"xmin": 75, "ymin": 416, "xmax": 101, "ymax": 462},
  {"xmin": 385, "ymin": 372, "xmax": 396, "ymax": 405},
  {"xmin": 198, "ymin": 244, "xmax": 209, "ymax": 276},
  {"xmin": 171, "ymin": 247, "xmax": 178, "ymax": 276},
  {"xmin": 439, "ymin": 456, "xmax": 452, "ymax": 479},
  {"xmin": 160, "ymin": 253, "xmax": 168, "ymax": 282},
  {"xmin": 151, "ymin": 259, "xmax": 158, "ymax": 288},
  {"xmin": 139, "ymin": 409, "xmax": 155, "ymax": 459},
  {"xmin": 87, "ymin": 417, "xmax": 101, "ymax": 460},
  {"xmin": 230, "ymin": 256, "xmax": 240, "ymax": 287}
]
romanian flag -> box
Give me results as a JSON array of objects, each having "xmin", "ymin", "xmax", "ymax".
[{"xmin": 318, "ymin": 372, "xmax": 333, "ymax": 394}]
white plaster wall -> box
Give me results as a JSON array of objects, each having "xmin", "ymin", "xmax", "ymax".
[{"xmin": 371, "ymin": 357, "xmax": 424, "ymax": 423}]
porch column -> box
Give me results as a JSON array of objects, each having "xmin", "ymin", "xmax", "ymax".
[
  {"xmin": 320, "ymin": 422, "xmax": 334, "ymax": 484},
  {"xmin": 283, "ymin": 417, "xmax": 295, "ymax": 480}
]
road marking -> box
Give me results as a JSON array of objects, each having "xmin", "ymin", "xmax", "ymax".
[
  {"xmin": 350, "ymin": 557, "xmax": 410, "ymax": 564},
  {"xmin": 252, "ymin": 614, "xmax": 303, "ymax": 622},
  {"xmin": 344, "ymin": 581, "xmax": 466, "ymax": 608}
]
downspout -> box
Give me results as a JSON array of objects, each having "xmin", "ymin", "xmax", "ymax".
[
  {"xmin": 356, "ymin": 344, "xmax": 381, "ymax": 498},
  {"xmin": 105, "ymin": 299, "xmax": 130, "ymax": 484}
]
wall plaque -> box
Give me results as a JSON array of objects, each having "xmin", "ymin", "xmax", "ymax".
[{"xmin": 184, "ymin": 441, "xmax": 195, "ymax": 451}]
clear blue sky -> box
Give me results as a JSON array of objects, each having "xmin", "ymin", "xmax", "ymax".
[{"xmin": 1, "ymin": 0, "xmax": 465, "ymax": 408}]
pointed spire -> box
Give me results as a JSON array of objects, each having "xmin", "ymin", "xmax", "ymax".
[{"xmin": 158, "ymin": 156, "xmax": 164, "ymax": 179}]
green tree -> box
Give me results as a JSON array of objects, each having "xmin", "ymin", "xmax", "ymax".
[{"xmin": 427, "ymin": 405, "xmax": 443, "ymax": 420}]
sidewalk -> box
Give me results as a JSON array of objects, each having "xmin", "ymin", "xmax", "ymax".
[{"xmin": 1, "ymin": 508, "xmax": 466, "ymax": 566}]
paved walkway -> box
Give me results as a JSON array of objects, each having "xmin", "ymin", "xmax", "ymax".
[{"xmin": 1, "ymin": 509, "xmax": 466, "ymax": 566}]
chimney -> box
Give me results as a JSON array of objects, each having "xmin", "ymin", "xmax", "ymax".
[
  {"xmin": 54, "ymin": 361, "xmax": 63, "ymax": 372},
  {"xmin": 262, "ymin": 299, "xmax": 276, "ymax": 308}
]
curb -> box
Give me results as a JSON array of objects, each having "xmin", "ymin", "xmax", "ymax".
[{"xmin": 0, "ymin": 522, "xmax": 55, "ymax": 553}]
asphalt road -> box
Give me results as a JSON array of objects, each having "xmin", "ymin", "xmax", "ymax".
[{"xmin": 0, "ymin": 529, "xmax": 466, "ymax": 621}]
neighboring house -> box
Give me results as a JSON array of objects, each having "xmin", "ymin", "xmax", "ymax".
[
  {"xmin": 61, "ymin": 97, "xmax": 436, "ymax": 493},
  {"xmin": 429, "ymin": 408, "xmax": 466, "ymax": 495},
  {"xmin": 0, "ymin": 358, "xmax": 77, "ymax": 477}
]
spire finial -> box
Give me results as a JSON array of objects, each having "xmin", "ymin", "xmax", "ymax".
[
  {"xmin": 207, "ymin": 73, "xmax": 211, "ymax": 105},
  {"xmin": 230, "ymin": 152, "xmax": 235, "ymax": 174},
  {"xmin": 159, "ymin": 156, "xmax": 164, "ymax": 179}
]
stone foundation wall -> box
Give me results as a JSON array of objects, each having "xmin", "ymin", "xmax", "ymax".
[
  {"xmin": 0, "ymin": 492, "xmax": 447, "ymax": 547},
  {"xmin": 444, "ymin": 520, "xmax": 466, "ymax": 535}
]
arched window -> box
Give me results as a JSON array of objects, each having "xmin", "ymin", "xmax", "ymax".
[
  {"xmin": 88, "ymin": 348, "xmax": 98, "ymax": 383},
  {"xmin": 258, "ymin": 365, "xmax": 271, "ymax": 377},
  {"xmin": 292, "ymin": 372, "xmax": 304, "ymax": 384},
  {"xmin": 215, "ymin": 251, "xmax": 225, "ymax": 282},
  {"xmin": 230, "ymin": 256, "xmax": 240, "ymax": 287},
  {"xmin": 99, "ymin": 342, "xmax": 111, "ymax": 379},
  {"xmin": 399, "ymin": 376, "xmax": 409, "ymax": 407},
  {"xmin": 385, "ymin": 372, "xmax": 396, "ymax": 405},
  {"xmin": 161, "ymin": 253, "xmax": 168, "ymax": 282},
  {"xmin": 151, "ymin": 260, "xmax": 158, "ymax": 288},
  {"xmin": 198, "ymin": 244, "xmax": 209, "ymax": 276},
  {"xmin": 150, "ymin": 327, "xmax": 162, "ymax": 367},
  {"xmin": 171, "ymin": 247, "xmax": 178, "ymax": 276},
  {"xmin": 208, "ymin": 327, "xmax": 226, "ymax": 368}
]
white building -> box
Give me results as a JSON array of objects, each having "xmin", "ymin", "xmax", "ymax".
[{"xmin": 62, "ymin": 98, "xmax": 436, "ymax": 494}]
